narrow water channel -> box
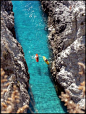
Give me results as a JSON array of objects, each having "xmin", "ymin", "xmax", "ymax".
[{"xmin": 12, "ymin": 1, "xmax": 67, "ymax": 113}]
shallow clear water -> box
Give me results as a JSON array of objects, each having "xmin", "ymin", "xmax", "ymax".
[{"xmin": 12, "ymin": 1, "xmax": 67, "ymax": 113}]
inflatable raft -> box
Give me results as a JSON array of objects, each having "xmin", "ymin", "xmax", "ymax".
[
  {"xmin": 43, "ymin": 56, "xmax": 49, "ymax": 65},
  {"xmin": 35, "ymin": 54, "xmax": 39, "ymax": 62}
]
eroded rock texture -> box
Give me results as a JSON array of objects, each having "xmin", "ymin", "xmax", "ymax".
[
  {"xmin": 1, "ymin": 0, "xmax": 30, "ymax": 113},
  {"xmin": 40, "ymin": 0, "xmax": 85, "ymax": 111}
]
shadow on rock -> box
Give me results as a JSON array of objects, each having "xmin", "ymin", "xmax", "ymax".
[{"xmin": 28, "ymin": 84, "xmax": 35, "ymax": 113}]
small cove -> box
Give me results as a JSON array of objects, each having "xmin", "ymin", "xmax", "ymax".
[{"xmin": 12, "ymin": 1, "xmax": 67, "ymax": 113}]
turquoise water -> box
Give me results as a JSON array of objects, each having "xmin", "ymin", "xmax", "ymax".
[{"xmin": 12, "ymin": 1, "xmax": 67, "ymax": 113}]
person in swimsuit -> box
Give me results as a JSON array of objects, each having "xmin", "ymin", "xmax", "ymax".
[{"xmin": 45, "ymin": 59, "xmax": 48, "ymax": 62}]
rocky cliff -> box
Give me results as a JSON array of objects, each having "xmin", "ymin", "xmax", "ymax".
[
  {"xmin": 1, "ymin": 0, "xmax": 30, "ymax": 113},
  {"xmin": 40, "ymin": 1, "xmax": 85, "ymax": 113}
]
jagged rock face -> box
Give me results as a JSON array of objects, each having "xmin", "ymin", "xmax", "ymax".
[
  {"xmin": 1, "ymin": 0, "xmax": 16, "ymax": 37},
  {"xmin": 1, "ymin": 0, "xmax": 30, "ymax": 113},
  {"xmin": 41, "ymin": 1, "xmax": 85, "ymax": 109}
]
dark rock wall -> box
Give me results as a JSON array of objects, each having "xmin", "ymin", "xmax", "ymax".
[
  {"xmin": 40, "ymin": 0, "xmax": 85, "ymax": 109},
  {"xmin": 1, "ymin": 0, "xmax": 30, "ymax": 113}
]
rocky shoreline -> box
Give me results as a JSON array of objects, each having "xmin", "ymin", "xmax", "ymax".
[
  {"xmin": 1, "ymin": 0, "xmax": 30, "ymax": 113},
  {"xmin": 40, "ymin": 1, "xmax": 85, "ymax": 113},
  {"xmin": 1, "ymin": 0, "xmax": 85, "ymax": 113}
]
